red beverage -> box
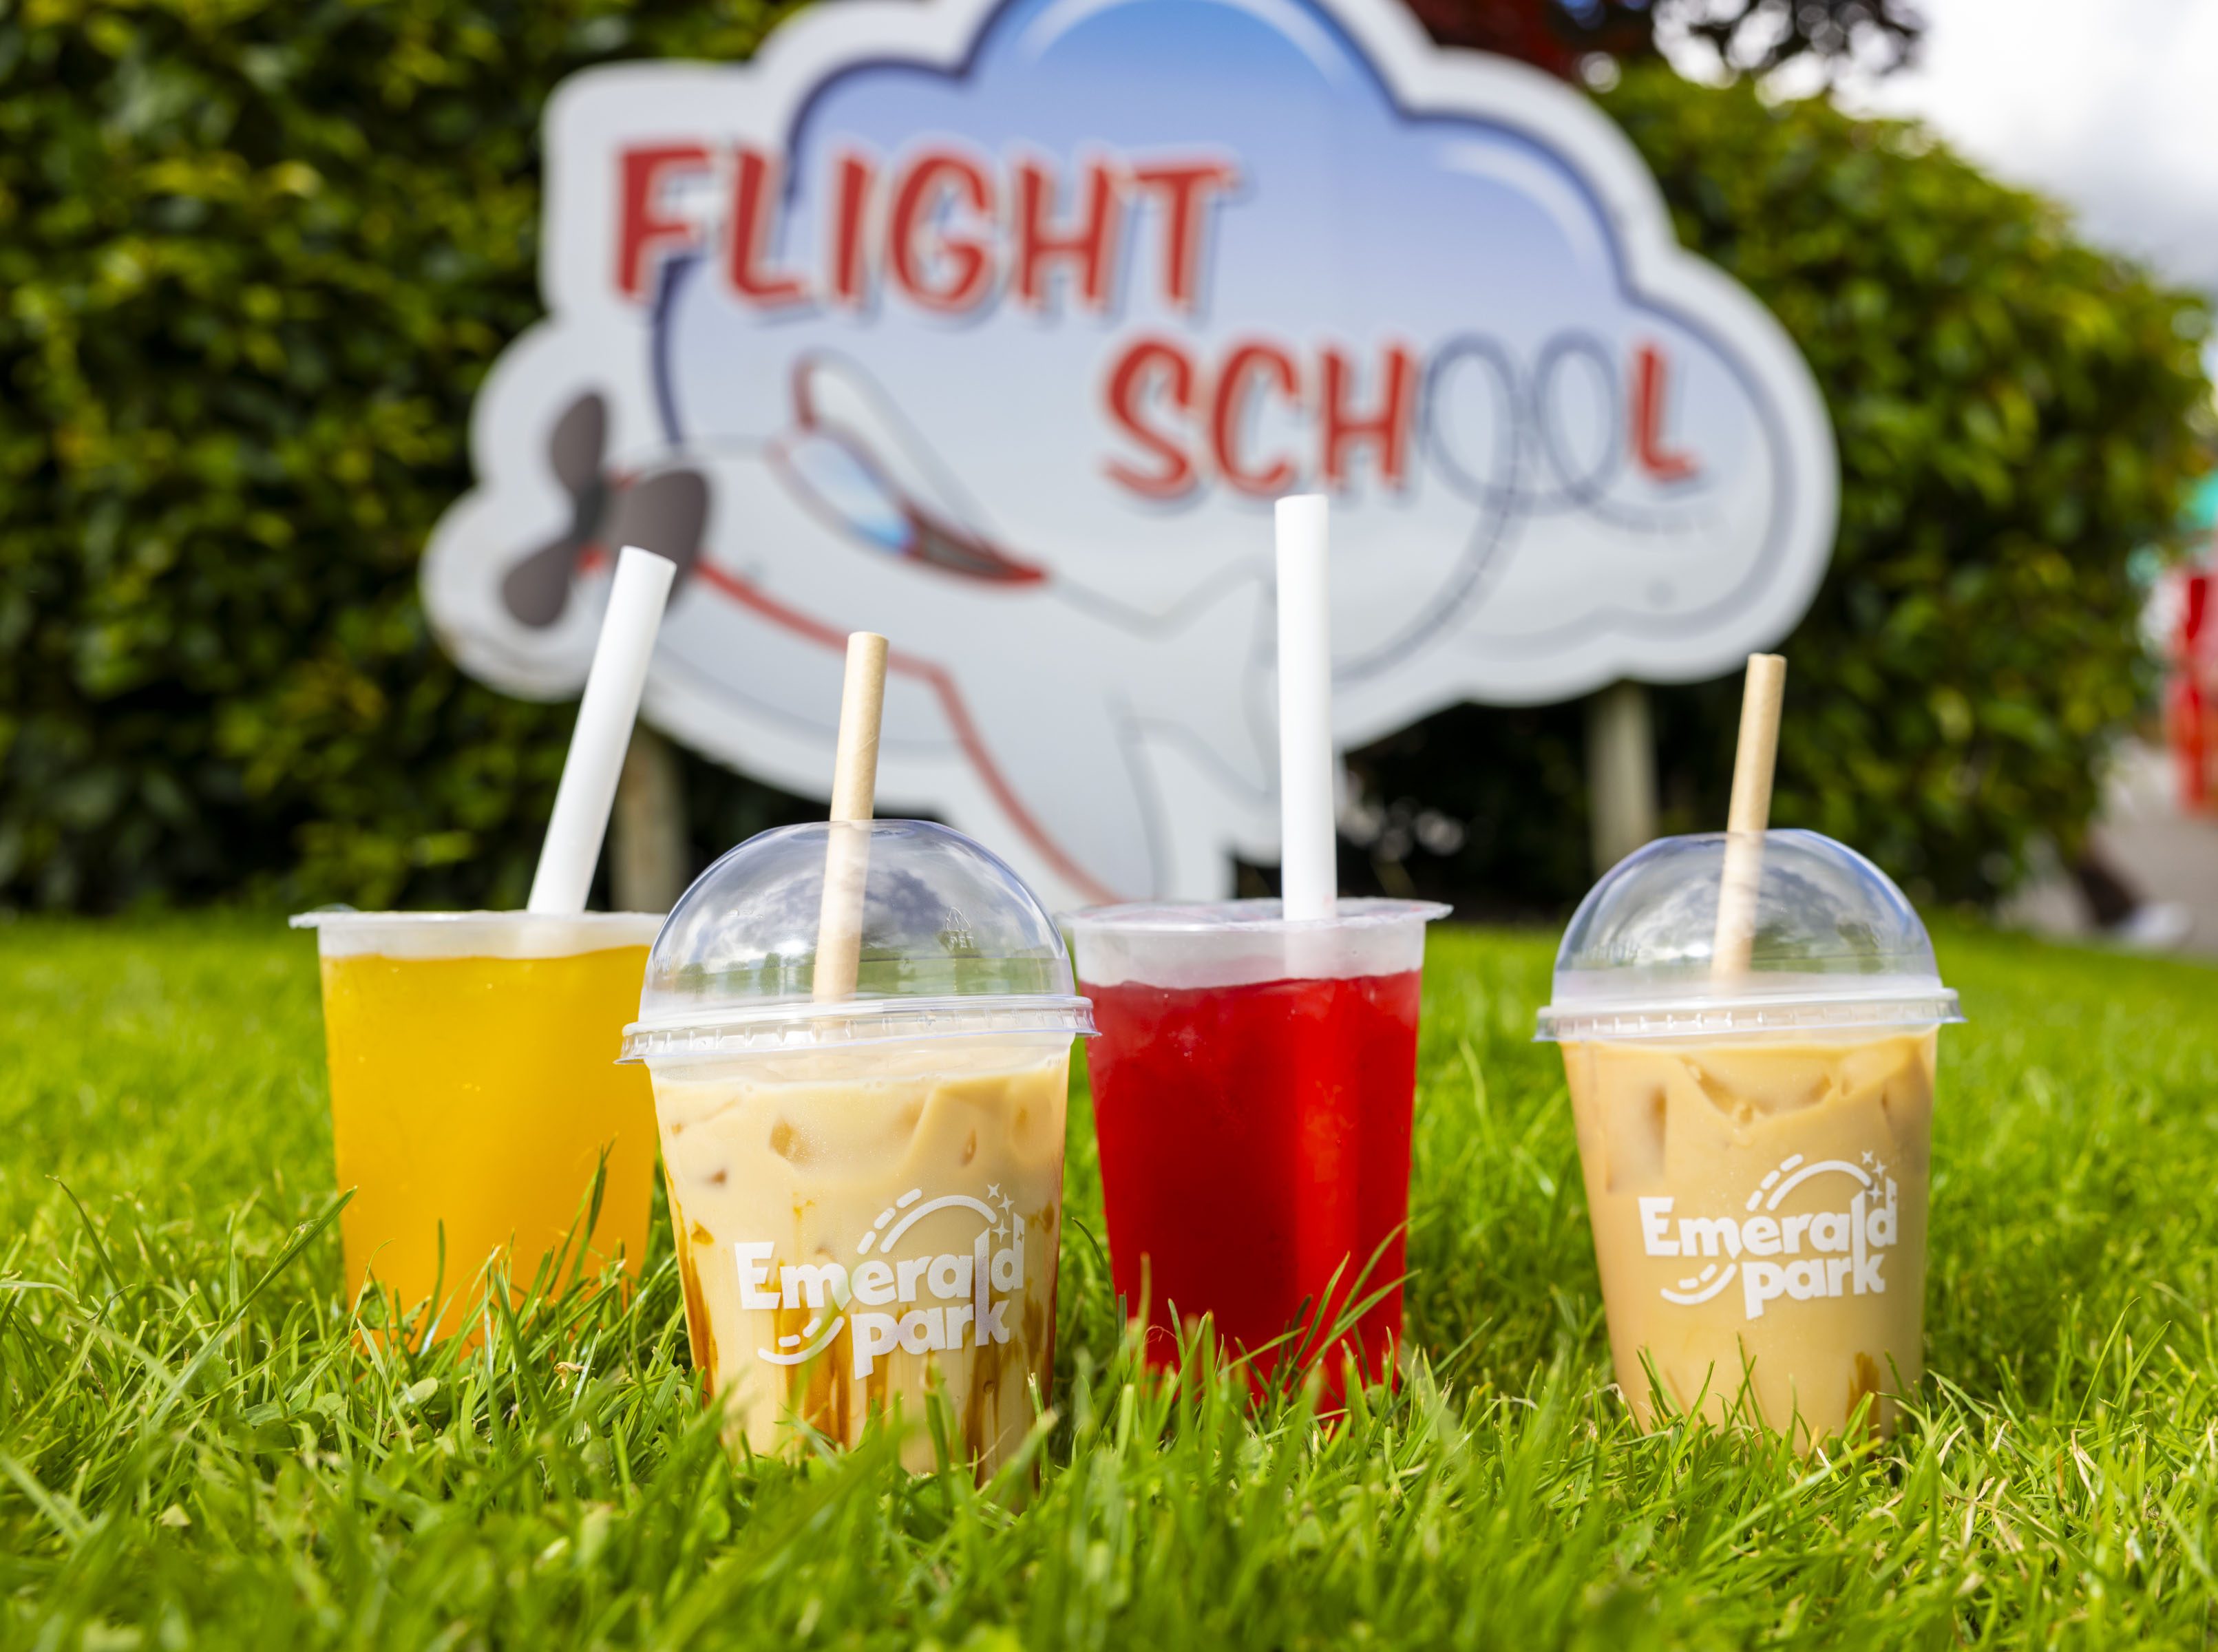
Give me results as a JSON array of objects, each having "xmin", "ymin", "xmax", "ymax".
[{"xmin": 1083, "ymin": 968, "xmax": 1422, "ymax": 1397}]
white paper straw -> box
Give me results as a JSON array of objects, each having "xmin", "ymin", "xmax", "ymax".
[
  {"xmin": 1276, "ymin": 495, "xmax": 1337, "ymax": 923},
  {"xmin": 527, "ymin": 547, "xmax": 678, "ymax": 915}
]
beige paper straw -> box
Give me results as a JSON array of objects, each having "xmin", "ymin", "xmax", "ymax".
[
  {"xmin": 1711, "ymin": 653, "xmax": 1787, "ymax": 979},
  {"xmin": 814, "ymin": 633, "xmax": 889, "ymax": 1002}
]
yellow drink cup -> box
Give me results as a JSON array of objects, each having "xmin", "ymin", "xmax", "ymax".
[{"xmin": 295, "ymin": 911, "xmax": 664, "ymax": 1341}]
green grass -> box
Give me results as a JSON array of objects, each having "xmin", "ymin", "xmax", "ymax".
[{"xmin": 4, "ymin": 916, "xmax": 2217, "ymax": 1648}]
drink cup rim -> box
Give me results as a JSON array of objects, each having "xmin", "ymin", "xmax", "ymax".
[
  {"xmin": 290, "ymin": 908, "xmax": 666, "ymax": 960},
  {"xmin": 1536, "ymin": 985, "xmax": 1963, "ymax": 1043},
  {"xmin": 620, "ymin": 995, "xmax": 1094, "ymax": 1064},
  {"xmin": 1062, "ymin": 896, "xmax": 1450, "ymax": 933}
]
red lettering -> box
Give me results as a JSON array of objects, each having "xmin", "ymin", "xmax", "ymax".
[
  {"xmin": 1210, "ymin": 341, "xmax": 1302, "ymax": 495},
  {"xmin": 727, "ymin": 148, "xmax": 811, "ymax": 308},
  {"xmin": 1102, "ymin": 337, "xmax": 1201, "ymax": 499},
  {"xmin": 890, "ymin": 150, "xmax": 996, "ymax": 313},
  {"xmin": 615, "ymin": 144, "xmax": 712, "ymax": 301},
  {"xmin": 1320, "ymin": 344, "xmax": 1417, "ymax": 489},
  {"xmin": 1015, "ymin": 156, "xmax": 1123, "ymax": 311},
  {"xmin": 1130, "ymin": 158, "xmax": 1240, "ymax": 312},
  {"xmin": 1631, "ymin": 342, "xmax": 1699, "ymax": 481},
  {"xmin": 830, "ymin": 152, "xmax": 876, "ymax": 308}
]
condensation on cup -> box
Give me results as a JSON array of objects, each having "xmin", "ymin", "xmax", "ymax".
[
  {"xmin": 620, "ymin": 820, "xmax": 1093, "ymax": 1476},
  {"xmin": 1536, "ymin": 829, "xmax": 1963, "ymax": 1445}
]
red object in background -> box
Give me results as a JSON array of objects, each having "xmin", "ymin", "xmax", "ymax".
[
  {"xmin": 1395, "ymin": 0, "xmax": 1649, "ymax": 76},
  {"xmin": 1400, "ymin": 0, "xmax": 1583, "ymax": 75},
  {"xmin": 1083, "ymin": 971, "xmax": 1423, "ymax": 1404},
  {"xmin": 2171, "ymin": 564, "xmax": 2214, "ymax": 814}
]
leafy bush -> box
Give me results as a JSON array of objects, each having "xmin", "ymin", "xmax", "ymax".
[
  {"xmin": 1, "ymin": 19, "xmax": 2205, "ymax": 913},
  {"xmin": 1351, "ymin": 66, "xmax": 2212, "ymax": 911},
  {"xmin": 0, "ymin": 0, "xmax": 788, "ymax": 911}
]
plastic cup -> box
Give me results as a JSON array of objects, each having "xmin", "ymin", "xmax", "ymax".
[
  {"xmin": 620, "ymin": 820, "xmax": 1094, "ymax": 1476},
  {"xmin": 293, "ymin": 910, "xmax": 664, "ymax": 1342},
  {"xmin": 1536, "ymin": 830, "xmax": 1963, "ymax": 1443},
  {"xmin": 1066, "ymin": 899, "xmax": 1448, "ymax": 1399}
]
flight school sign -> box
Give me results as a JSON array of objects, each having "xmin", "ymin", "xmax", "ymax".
[{"xmin": 424, "ymin": 0, "xmax": 1836, "ymax": 909}]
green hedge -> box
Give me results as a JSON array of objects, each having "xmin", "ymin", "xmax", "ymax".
[
  {"xmin": 0, "ymin": 0, "xmax": 789, "ymax": 911},
  {"xmin": 1627, "ymin": 70, "xmax": 2210, "ymax": 902},
  {"xmin": 1, "ymin": 15, "xmax": 2206, "ymax": 913}
]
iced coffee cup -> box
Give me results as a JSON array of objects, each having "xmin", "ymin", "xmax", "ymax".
[
  {"xmin": 1068, "ymin": 899, "xmax": 1448, "ymax": 1400},
  {"xmin": 294, "ymin": 909, "xmax": 664, "ymax": 1342},
  {"xmin": 621, "ymin": 820, "xmax": 1093, "ymax": 1475},
  {"xmin": 1536, "ymin": 830, "xmax": 1963, "ymax": 1443}
]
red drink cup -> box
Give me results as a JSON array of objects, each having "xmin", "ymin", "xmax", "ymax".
[{"xmin": 1067, "ymin": 900, "xmax": 1446, "ymax": 1399}]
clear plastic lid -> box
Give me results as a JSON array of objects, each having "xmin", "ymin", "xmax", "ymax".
[
  {"xmin": 1535, "ymin": 829, "xmax": 1962, "ymax": 1042},
  {"xmin": 620, "ymin": 820, "xmax": 1095, "ymax": 1062},
  {"xmin": 1066, "ymin": 898, "xmax": 1450, "ymax": 989}
]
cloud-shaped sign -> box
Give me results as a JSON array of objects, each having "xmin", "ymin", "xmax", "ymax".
[{"xmin": 424, "ymin": 0, "xmax": 1836, "ymax": 909}]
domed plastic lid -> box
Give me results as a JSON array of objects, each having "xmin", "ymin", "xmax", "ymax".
[
  {"xmin": 620, "ymin": 820, "xmax": 1094, "ymax": 1061},
  {"xmin": 1536, "ymin": 829, "xmax": 1962, "ymax": 1042}
]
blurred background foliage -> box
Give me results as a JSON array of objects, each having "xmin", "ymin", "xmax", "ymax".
[
  {"xmin": 1350, "ymin": 65, "xmax": 2211, "ymax": 913},
  {"xmin": 0, "ymin": 0, "xmax": 799, "ymax": 911},
  {"xmin": 0, "ymin": 1, "xmax": 2208, "ymax": 915}
]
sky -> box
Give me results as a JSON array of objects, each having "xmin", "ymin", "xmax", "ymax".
[{"xmin": 1835, "ymin": 0, "xmax": 2218, "ymax": 302}]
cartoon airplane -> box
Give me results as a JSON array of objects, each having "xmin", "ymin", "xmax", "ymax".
[{"xmin": 462, "ymin": 352, "xmax": 1275, "ymax": 903}]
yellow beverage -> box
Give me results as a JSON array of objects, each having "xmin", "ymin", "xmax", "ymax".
[{"xmin": 301, "ymin": 911, "xmax": 662, "ymax": 1340}]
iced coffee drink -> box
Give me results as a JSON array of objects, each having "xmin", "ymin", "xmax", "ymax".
[
  {"xmin": 653, "ymin": 1037, "xmax": 1068, "ymax": 1470},
  {"xmin": 1565, "ymin": 1030, "xmax": 1934, "ymax": 1437},
  {"xmin": 624, "ymin": 820, "xmax": 1092, "ymax": 1476},
  {"xmin": 1539, "ymin": 830, "xmax": 1960, "ymax": 1445}
]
